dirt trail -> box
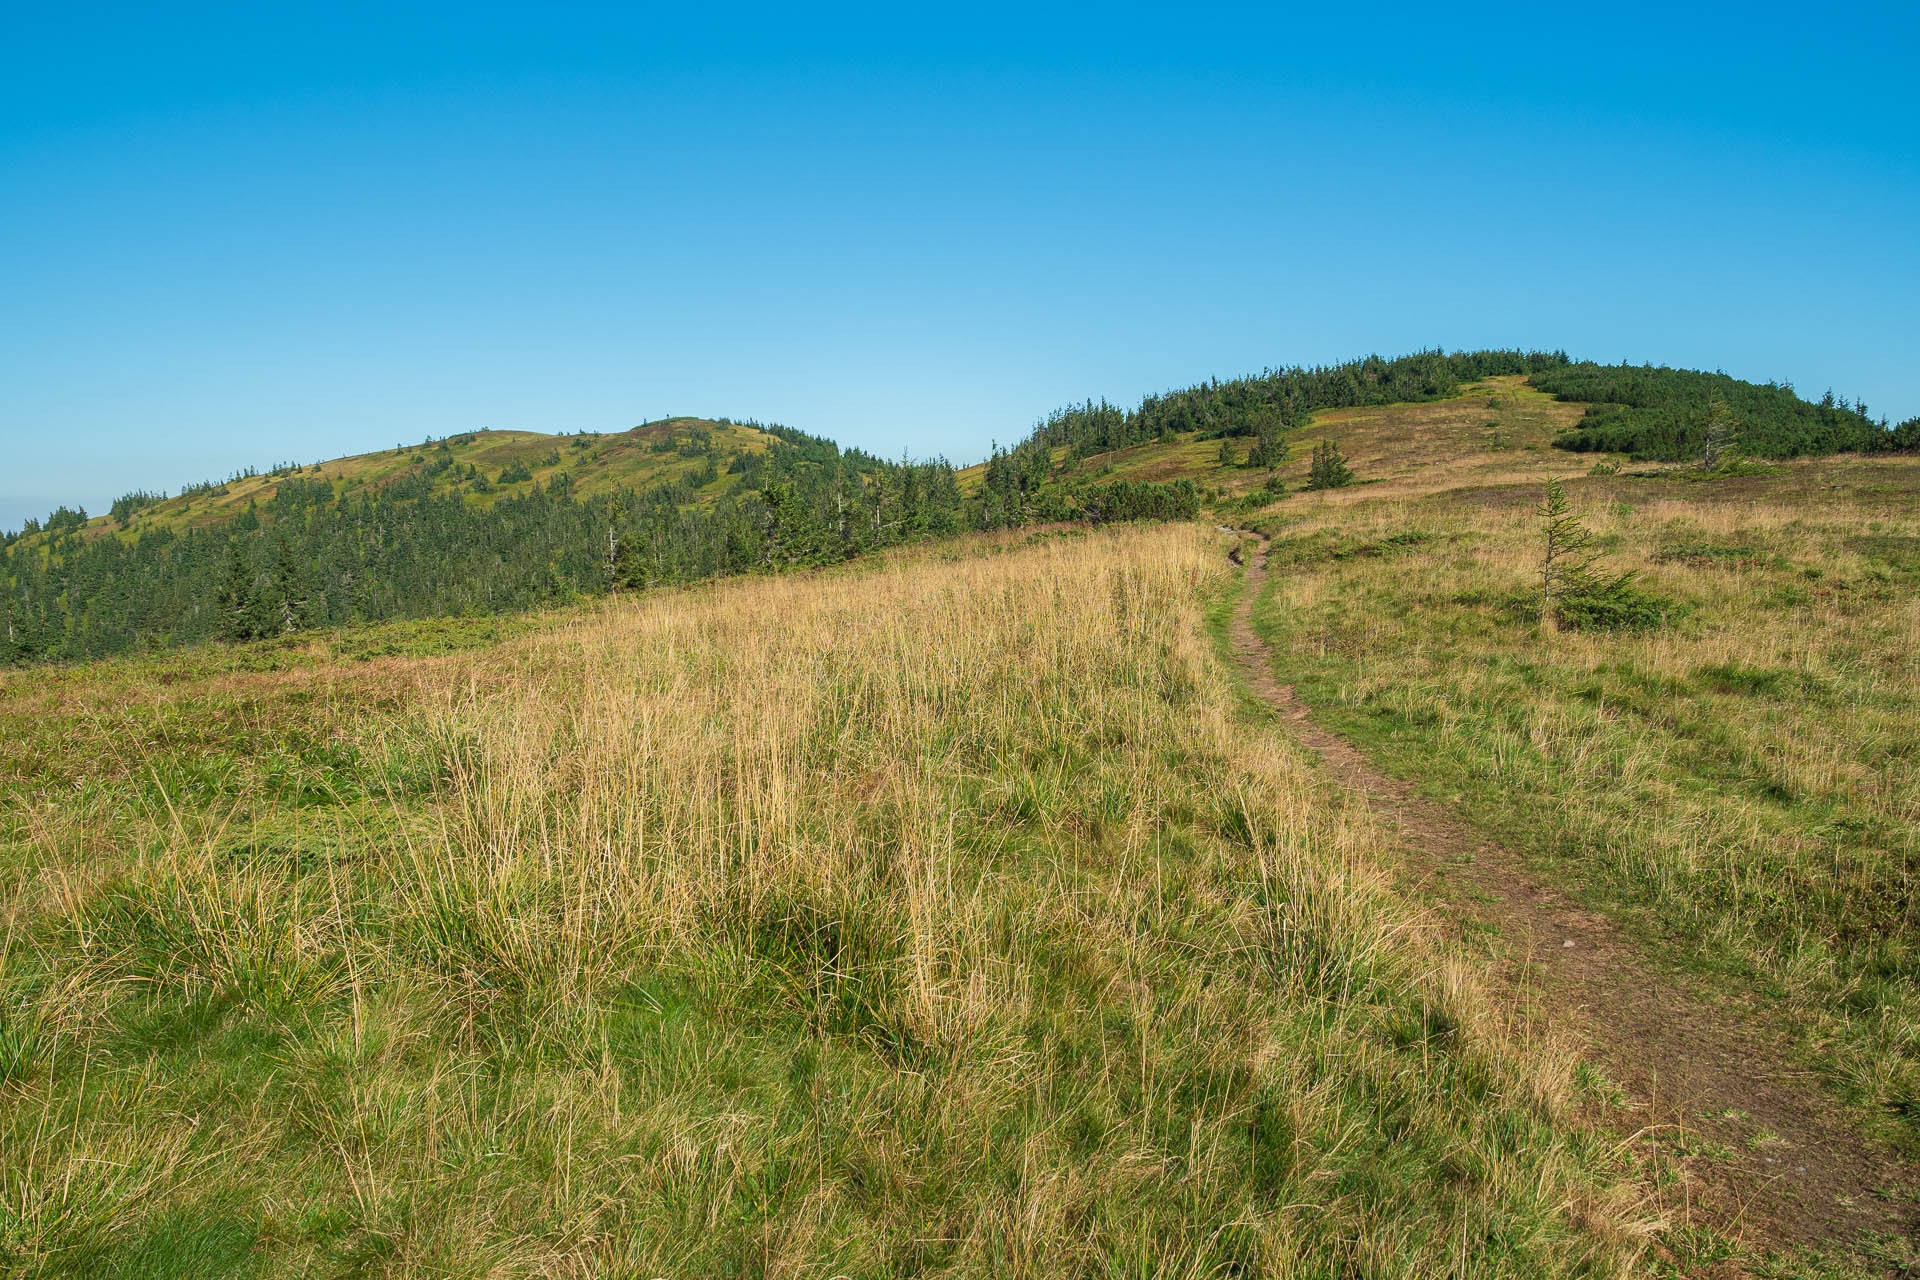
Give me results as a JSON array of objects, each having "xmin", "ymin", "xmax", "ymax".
[{"xmin": 1229, "ymin": 534, "xmax": 1917, "ymax": 1263}]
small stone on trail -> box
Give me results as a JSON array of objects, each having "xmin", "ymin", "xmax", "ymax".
[{"xmin": 1562, "ymin": 939, "xmax": 1575, "ymax": 948}]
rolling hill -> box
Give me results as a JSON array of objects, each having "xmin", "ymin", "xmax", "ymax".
[
  {"xmin": 4, "ymin": 349, "xmax": 1914, "ymax": 672},
  {"xmin": 7, "ymin": 351, "xmax": 1912, "ymax": 671},
  {"xmin": 100, "ymin": 416, "xmax": 782, "ymax": 538},
  {"xmin": 4, "ymin": 352, "xmax": 1919, "ymax": 1276}
]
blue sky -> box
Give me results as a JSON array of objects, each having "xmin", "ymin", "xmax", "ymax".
[{"xmin": 3, "ymin": 2, "xmax": 1916, "ymax": 530}]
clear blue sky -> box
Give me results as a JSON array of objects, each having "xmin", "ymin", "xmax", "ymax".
[{"xmin": 3, "ymin": 2, "xmax": 1915, "ymax": 530}]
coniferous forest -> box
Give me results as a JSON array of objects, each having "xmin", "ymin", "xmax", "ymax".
[
  {"xmin": 1534, "ymin": 362, "xmax": 1912, "ymax": 459},
  {"xmin": 4, "ymin": 349, "xmax": 1914, "ymax": 665}
]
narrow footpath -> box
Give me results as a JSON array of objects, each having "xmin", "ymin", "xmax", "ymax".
[{"xmin": 1230, "ymin": 533, "xmax": 1917, "ymax": 1264}]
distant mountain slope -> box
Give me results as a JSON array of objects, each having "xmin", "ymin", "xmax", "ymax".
[
  {"xmin": 6, "ymin": 349, "xmax": 1914, "ymax": 667},
  {"xmin": 971, "ymin": 351, "xmax": 1910, "ymax": 512},
  {"xmin": 986, "ymin": 374, "xmax": 1589, "ymax": 507},
  {"xmin": 2, "ymin": 417, "xmax": 974, "ymax": 664},
  {"xmin": 91, "ymin": 416, "xmax": 778, "ymax": 540}
]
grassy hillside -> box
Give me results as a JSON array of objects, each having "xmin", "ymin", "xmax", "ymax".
[
  {"xmin": 15, "ymin": 349, "xmax": 1903, "ymax": 670},
  {"xmin": 1061, "ymin": 375, "xmax": 1589, "ymax": 498},
  {"xmin": 0, "ymin": 526, "xmax": 1655, "ymax": 1276},
  {"xmin": 1242, "ymin": 446, "xmax": 1920, "ymax": 1149},
  {"xmin": 977, "ymin": 351, "xmax": 1901, "ymax": 509},
  {"xmin": 70, "ymin": 417, "xmax": 777, "ymax": 543},
  {"xmin": 7, "ymin": 368, "xmax": 1919, "ymax": 1274},
  {"xmin": 955, "ymin": 374, "xmax": 1593, "ymax": 511},
  {"xmin": 988, "ymin": 387, "xmax": 1920, "ymax": 1270}
]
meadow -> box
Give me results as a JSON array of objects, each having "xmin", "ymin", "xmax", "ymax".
[
  {"xmin": 0, "ymin": 525, "xmax": 1651, "ymax": 1277},
  {"xmin": 5, "ymin": 365, "xmax": 1915, "ymax": 1276},
  {"xmin": 1248, "ymin": 452, "xmax": 1920, "ymax": 1153}
]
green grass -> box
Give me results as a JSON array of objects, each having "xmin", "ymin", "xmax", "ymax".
[
  {"xmin": 0, "ymin": 526, "xmax": 1651, "ymax": 1277},
  {"xmin": 10, "ymin": 374, "xmax": 1914, "ymax": 1273},
  {"xmin": 1248, "ymin": 457, "xmax": 1920, "ymax": 1154}
]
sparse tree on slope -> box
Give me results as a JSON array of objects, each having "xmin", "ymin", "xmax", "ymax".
[
  {"xmin": 1538, "ymin": 479, "xmax": 1598, "ymax": 630},
  {"xmin": 1247, "ymin": 430, "xmax": 1289, "ymax": 477},
  {"xmin": 1701, "ymin": 395, "xmax": 1742, "ymax": 470},
  {"xmin": 1305, "ymin": 440, "xmax": 1353, "ymax": 490}
]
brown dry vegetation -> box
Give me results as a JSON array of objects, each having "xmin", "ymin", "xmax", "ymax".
[
  {"xmin": 1, "ymin": 526, "xmax": 1656, "ymax": 1277},
  {"xmin": 983, "ymin": 375, "xmax": 1595, "ymax": 507}
]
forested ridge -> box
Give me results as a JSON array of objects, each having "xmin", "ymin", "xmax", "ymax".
[
  {"xmin": 0, "ymin": 420, "xmax": 1204, "ymax": 665},
  {"xmin": 1537, "ymin": 362, "xmax": 1918, "ymax": 460},
  {"xmin": 6, "ymin": 348, "xmax": 1914, "ymax": 665},
  {"xmin": 3, "ymin": 426, "xmax": 962, "ymax": 664},
  {"xmin": 967, "ymin": 349, "xmax": 1574, "ymax": 525}
]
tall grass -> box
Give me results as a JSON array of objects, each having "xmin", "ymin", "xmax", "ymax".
[{"xmin": 0, "ymin": 526, "xmax": 1646, "ymax": 1276}]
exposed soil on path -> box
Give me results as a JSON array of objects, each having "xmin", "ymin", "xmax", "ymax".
[{"xmin": 1229, "ymin": 533, "xmax": 1918, "ymax": 1270}]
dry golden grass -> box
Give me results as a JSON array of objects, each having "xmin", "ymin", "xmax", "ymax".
[
  {"xmin": 0, "ymin": 525, "xmax": 1649, "ymax": 1277},
  {"xmin": 992, "ymin": 375, "xmax": 1595, "ymax": 508}
]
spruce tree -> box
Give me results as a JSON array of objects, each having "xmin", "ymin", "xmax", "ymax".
[
  {"xmin": 267, "ymin": 534, "xmax": 313, "ymax": 634},
  {"xmin": 1537, "ymin": 479, "xmax": 1598, "ymax": 630},
  {"xmin": 1701, "ymin": 396, "xmax": 1742, "ymax": 470},
  {"xmin": 214, "ymin": 541, "xmax": 258, "ymax": 641},
  {"xmin": 1305, "ymin": 440, "xmax": 1353, "ymax": 490},
  {"xmin": 1248, "ymin": 430, "xmax": 1290, "ymax": 479}
]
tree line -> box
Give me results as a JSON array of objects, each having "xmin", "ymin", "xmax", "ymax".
[
  {"xmin": 1536, "ymin": 362, "xmax": 1917, "ymax": 460},
  {"xmin": 1, "ymin": 427, "xmax": 1198, "ymax": 665},
  {"xmin": 1010, "ymin": 349, "xmax": 1571, "ymax": 459},
  {"xmin": 10, "ymin": 347, "xmax": 1913, "ymax": 665}
]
